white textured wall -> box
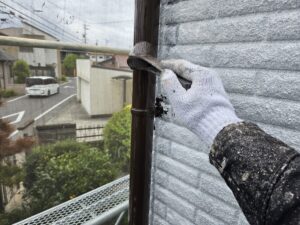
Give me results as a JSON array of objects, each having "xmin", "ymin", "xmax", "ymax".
[
  {"xmin": 77, "ymin": 60, "xmax": 92, "ymax": 82},
  {"xmin": 19, "ymin": 48, "xmax": 46, "ymax": 67},
  {"xmin": 90, "ymin": 67, "xmax": 132, "ymax": 116},
  {"xmin": 76, "ymin": 59, "xmax": 133, "ymax": 116},
  {"xmin": 77, "ymin": 60, "xmax": 92, "ymax": 114},
  {"xmin": 150, "ymin": 0, "xmax": 300, "ymax": 224},
  {"xmin": 80, "ymin": 78, "xmax": 91, "ymax": 115}
]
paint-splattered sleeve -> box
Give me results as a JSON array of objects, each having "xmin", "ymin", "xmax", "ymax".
[{"xmin": 209, "ymin": 122, "xmax": 300, "ymax": 225}]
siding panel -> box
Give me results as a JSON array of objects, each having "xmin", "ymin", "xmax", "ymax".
[{"xmin": 150, "ymin": 0, "xmax": 300, "ymax": 224}]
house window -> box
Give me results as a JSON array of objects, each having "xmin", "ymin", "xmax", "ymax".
[{"xmin": 20, "ymin": 47, "xmax": 34, "ymax": 53}]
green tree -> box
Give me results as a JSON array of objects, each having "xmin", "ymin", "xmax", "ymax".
[
  {"xmin": 0, "ymin": 117, "xmax": 34, "ymax": 210},
  {"xmin": 23, "ymin": 140, "xmax": 117, "ymax": 213},
  {"xmin": 63, "ymin": 54, "xmax": 80, "ymax": 76},
  {"xmin": 12, "ymin": 60, "xmax": 30, "ymax": 83},
  {"xmin": 103, "ymin": 105, "xmax": 131, "ymax": 173},
  {"xmin": 0, "ymin": 101, "xmax": 34, "ymax": 225},
  {"xmin": 0, "ymin": 207, "xmax": 31, "ymax": 225}
]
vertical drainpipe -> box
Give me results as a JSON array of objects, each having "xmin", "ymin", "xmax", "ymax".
[{"xmin": 129, "ymin": 0, "xmax": 160, "ymax": 225}]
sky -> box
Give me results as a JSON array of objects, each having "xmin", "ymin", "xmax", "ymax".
[{"xmin": 0, "ymin": 0, "xmax": 134, "ymax": 49}]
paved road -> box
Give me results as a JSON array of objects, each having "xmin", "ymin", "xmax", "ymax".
[{"xmin": 0, "ymin": 78, "xmax": 77, "ymax": 134}]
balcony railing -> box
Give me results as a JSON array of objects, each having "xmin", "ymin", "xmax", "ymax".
[{"xmin": 14, "ymin": 175, "xmax": 129, "ymax": 225}]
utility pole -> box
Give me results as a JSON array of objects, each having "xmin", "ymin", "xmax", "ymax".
[{"xmin": 83, "ymin": 23, "xmax": 88, "ymax": 44}]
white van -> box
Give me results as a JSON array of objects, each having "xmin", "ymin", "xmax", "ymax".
[{"xmin": 26, "ymin": 76, "xmax": 60, "ymax": 97}]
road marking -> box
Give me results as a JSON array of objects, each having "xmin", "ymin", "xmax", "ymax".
[
  {"xmin": 1, "ymin": 111, "xmax": 25, "ymax": 124},
  {"xmin": 64, "ymin": 86, "xmax": 74, "ymax": 89},
  {"xmin": 9, "ymin": 130, "xmax": 19, "ymax": 138},
  {"xmin": 34, "ymin": 94, "xmax": 76, "ymax": 121},
  {"xmin": 7, "ymin": 94, "xmax": 28, "ymax": 103},
  {"xmin": 60, "ymin": 81, "xmax": 72, "ymax": 86}
]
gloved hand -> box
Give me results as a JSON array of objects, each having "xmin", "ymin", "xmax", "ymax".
[{"xmin": 161, "ymin": 59, "xmax": 242, "ymax": 146}]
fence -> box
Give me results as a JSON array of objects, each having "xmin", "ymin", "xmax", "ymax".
[
  {"xmin": 14, "ymin": 175, "xmax": 129, "ymax": 225},
  {"xmin": 35, "ymin": 123, "xmax": 104, "ymax": 144},
  {"xmin": 76, "ymin": 125, "xmax": 104, "ymax": 142},
  {"xmin": 36, "ymin": 123, "xmax": 76, "ymax": 144}
]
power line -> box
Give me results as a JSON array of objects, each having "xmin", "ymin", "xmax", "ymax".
[
  {"xmin": 45, "ymin": 0, "xmax": 77, "ymax": 24},
  {"xmin": 10, "ymin": 0, "xmax": 81, "ymax": 41},
  {"xmin": 0, "ymin": 0, "xmax": 81, "ymax": 42},
  {"xmin": 45, "ymin": 0, "xmax": 93, "ymax": 26},
  {"xmin": 89, "ymin": 20, "xmax": 133, "ymax": 25},
  {"xmin": 45, "ymin": 0, "xmax": 132, "ymax": 28},
  {"xmin": 62, "ymin": 0, "xmax": 66, "ymax": 39},
  {"xmin": 3, "ymin": 0, "xmax": 133, "ymax": 46},
  {"xmin": 1, "ymin": 5, "xmax": 78, "ymax": 43}
]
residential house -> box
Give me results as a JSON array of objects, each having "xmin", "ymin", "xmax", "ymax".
[
  {"xmin": 87, "ymin": 53, "xmax": 111, "ymax": 63},
  {"xmin": 0, "ymin": 15, "xmax": 61, "ymax": 79},
  {"xmin": 77, "ymin": 55, "xmax": 132, "ymax": 116},
  {"xmin": 0, "ymin": 49, "xmax": 16, "ymax": 89}
]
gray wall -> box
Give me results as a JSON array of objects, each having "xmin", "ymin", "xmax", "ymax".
[
  {"xmin": 150, "ymin": 0, "xmax": 300, "ymax": 224},
  {"xmin": 36, "ymin": 124, "xmax": 76, "ymax": 144}
]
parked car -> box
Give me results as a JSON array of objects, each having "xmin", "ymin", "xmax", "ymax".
[{"xmin": 26, "ymin": 76, "xmax": 59, "ymax": 97}]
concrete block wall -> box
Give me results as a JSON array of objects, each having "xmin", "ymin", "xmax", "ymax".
[{"xmin": 149, "ymin": 0, "xmax": 300, "ymax": 224}]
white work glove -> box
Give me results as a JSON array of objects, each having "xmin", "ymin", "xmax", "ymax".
[{"xmin": 161, "ymin": 60, "xmax": 242, "ymax": 146}]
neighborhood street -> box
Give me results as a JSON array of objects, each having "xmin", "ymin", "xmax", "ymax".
[{"xmin": 0, "ymin": 78, "xmax": 77, "ymax": 136}]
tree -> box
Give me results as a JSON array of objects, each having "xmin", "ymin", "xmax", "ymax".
[
  {"xmin": 23, "ymin": 140, "xmax": 117, "ymax": 213},
  {"xmin": 0, "ymin": 100, "xmax": 34, "ymax": 212},
  {"xmin": 0, "ymin": 207, "xmax": 31, "ymax": 225},
  {"xmin": 103, "ymin": 105, "xmax": 131, "ymax": 173},
  {"xmin": 63, "ymin": 54, "xmax": 80, "ymax": 76},
  {"xmin": 12, "ymin": 60, "xmax": 30, "ymax": 84}
]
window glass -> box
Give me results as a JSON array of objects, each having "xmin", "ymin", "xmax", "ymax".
[
  {"xmin": 26, "ymin": 78, "xmax": 44, "ymax": 87},
  {"xmin": 0, "ymin": 1, "xmax": 134, "ymax": 224}
]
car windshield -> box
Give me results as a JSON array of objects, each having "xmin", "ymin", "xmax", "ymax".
[{"xmin": 26, "ymin": 78, "xmax": 44, "ymax": 87}]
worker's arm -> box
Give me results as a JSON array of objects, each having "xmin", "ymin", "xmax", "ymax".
[
  {"xmin": 211, "ymin": 122, "xmax": 300, "ymax": 225},
  {"xmin": 161, "ymin": 60, "xmax": 300, "ymax": 225}
]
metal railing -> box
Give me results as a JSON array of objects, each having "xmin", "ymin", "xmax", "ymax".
[
  {"xmin": 0, "ymin": 36, "xmax": 129, "ymax": 54},
  {"xmin": 76, "ymin": 125, "xmax": 104, "ymax": 142},
  {"xmin": 14, "ymin": 175, "xmax": 129, "ymax": 225}
]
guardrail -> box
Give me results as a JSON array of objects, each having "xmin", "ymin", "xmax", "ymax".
[{"xmin": 14, "ymin": 175, "xmax": 129, "ymax": 225}]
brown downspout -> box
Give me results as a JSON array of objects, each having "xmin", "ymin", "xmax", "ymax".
[{"xmin": 129, "ymin": 0, "xmax": 161, "ymax": 225}]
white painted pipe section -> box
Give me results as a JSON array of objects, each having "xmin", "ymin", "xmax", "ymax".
[
  {"xmin": 0, "ymin": 36, "xmax": 130, "ymax": 55},
  {"xmin": 84, "ymin": 201, "xmax": 129, "ymax": 225}
]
